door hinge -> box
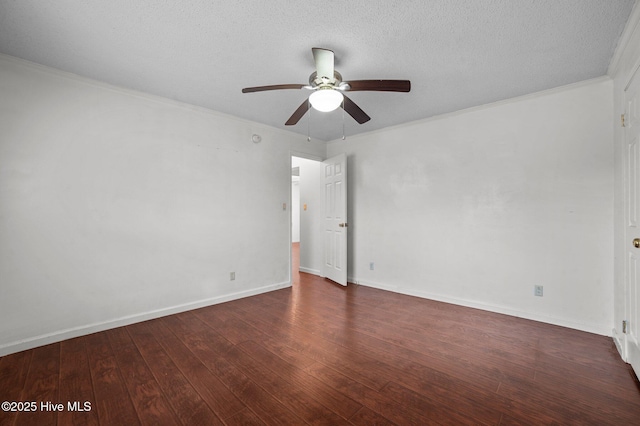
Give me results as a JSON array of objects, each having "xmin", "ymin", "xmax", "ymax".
[
  {"xmin": 623, "ymin": 320, "xmax": 629, "ymax": 334},
  {"xmin": 622, "ymin": 114, "xmax": 626, "ymax": 127}
]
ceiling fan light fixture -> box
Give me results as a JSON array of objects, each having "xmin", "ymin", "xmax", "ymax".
[
  {"xmin": 309, "ymin": 89, "xmax": 343, "ymax": 112},
  {"xmin": 241, "ymin": 47, "xmax": 410, "ymax": 126}
]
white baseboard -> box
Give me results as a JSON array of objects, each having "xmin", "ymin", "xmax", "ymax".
[
  {"xmin": 352, "ymin": 278, "xmax": 611, "ymax": 337},
  {"xmin": 629, "ymin": 340, "xmax": 640, "ymax": 379},
  {"xmin": 612, "ymin": 327, "xmax": 626, "ymax": 361},
  {"xmin": 299, "ymin": 267, "xmax": 321, "ymax": 276},
  {"xmin": 0, "ymin": 281, "xmax": 291, "ymax": 357}
]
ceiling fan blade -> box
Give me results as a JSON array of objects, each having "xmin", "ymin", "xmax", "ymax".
[
  {"xmin": 344, "ymin": 80, "xmax": 411, "ymax": 92},
  {"xmin": 242, "ymin": 84, "xmax": 306, "ymax": 93},
  {"xmin": 342, "ymin": 94, "xmax": 371, "ymax": 124},
  {"xmin": 285, "ymin": 99, "xmax": 311, "ymax": 126},
  {"xmin": 312, "ymin": 48, "xmax": 334, "ymax": 81}
]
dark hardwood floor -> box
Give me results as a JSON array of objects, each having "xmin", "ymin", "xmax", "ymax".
[{"xmin": 1, "ymin": 243, "xmax": 639, "ymax": 425}]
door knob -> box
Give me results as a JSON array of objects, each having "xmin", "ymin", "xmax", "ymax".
[
  {"xmin": 339, "ymin": 223, "xmax": 348, "ymax": 228},
  {"xmin": 634, "ymin": 238, "xmax": 640, "ymax": 248}
]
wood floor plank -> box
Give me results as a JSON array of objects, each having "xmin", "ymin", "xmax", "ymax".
[
  {"xmin": 151, "ymin": 316, "xmax": 248, "ymax": 420},
  {"xmin": 105, "ymin": 327, "xmax": 181, "ymax": 426},
  {"xmin": 223, "ymin": 302, "xmax": 395, "ymax": 391},
  {"xmin": 496, "ymin": 374, "xmax": 620, "ymax": 425},
  {"xmin": 304, "ymin": 361, "xmax": 440, "ymax": 425},
  {"xmin": 225, "ymin": 344, "xmax": 346, "ymax": 425},
  {"xmin": 534, "ymin": 347, "xmax": 633, "ymax": 389},
  {"xmin": 58, "ymin": 337, "xmax": 99, "ymax": 426},
  {"xmin": 173, "ymin": 328, "xmax": 306, "ymax": 425},
  {"xmin": 236, "ymin": 340, "xmax": 362, "ymax": 420},
  {"xmin": 85, "ymin": 333, "xmax": 141, "ymax": 426},
  {"xmin": 222, "ymin": 408, "xmax": 267, "ymax": 425},
  {"xmin": 0, "ymin": 350, "xmax": 32, "ymax": 426},
  {"xmin": 190, "ymin": 304, "xmax": 263, "ymax": 345},
  {"xmin": 240, "ymin": 330, "xmax": 317, "ymax": 371},
  {"xmin": 380, "ymin": 381, "xmax": 485, "ymax": 426},
  {"xmin": 126, "ymin": 322, "xmax": 224, "ymax": 426},
  {"xmin": 15, "ymin": 343, "xmax": 60, "ymax": 426},
  {"xmin": 347, "ymin": 406, "xmax": 395, "ymax": 426},
  {"xmin": 531, "ymin": 370, "xmax": 640, "ymax": 424}
]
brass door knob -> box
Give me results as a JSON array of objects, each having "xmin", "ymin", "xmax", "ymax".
[{"xmin": 634, "ymin": 238, "xmax": 640, "ymax": 248}]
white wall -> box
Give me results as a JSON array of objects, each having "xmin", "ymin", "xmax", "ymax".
[
  {"xmin": 0, "ymin": 55, "xmax": 325, "ymax": 355},
  {"xmin": 328, "ymin": 78, "xmax": 614, "ymax": 335},
  {"xmin": 291, "ymin": 179, "xmax": 300, "ymax": 242}
]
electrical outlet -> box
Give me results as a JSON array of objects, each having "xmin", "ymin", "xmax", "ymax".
[
  {"xmin": 534, "ymin": 285, "xmax": 543, "ymax": 297},
  {"xmin": 230, "ymin": 272, "xmax": 235, "ymax": 281},
  {"xmin": 369, "ymin": 262, "xmax": 374, "ymax": 270}
]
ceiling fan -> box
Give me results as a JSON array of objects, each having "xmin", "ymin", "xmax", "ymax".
[{"xmin": 242, "ymin": 48, "xmax": 411, "ymax": 126}]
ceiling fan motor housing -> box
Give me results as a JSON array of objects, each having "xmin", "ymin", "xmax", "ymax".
[{"xmin": 309, "ymin": 71, "xmax": 342, "ymax": 89}]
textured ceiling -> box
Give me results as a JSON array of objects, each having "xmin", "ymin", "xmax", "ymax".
[{"xmin": 0, "ymin": 0, "xmax": 635, "ymax": 141}]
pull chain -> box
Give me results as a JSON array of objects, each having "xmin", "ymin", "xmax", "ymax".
[
  {"xmin": 342, "ymin": 99, "xmax": 346, "ymax": 140},
  {"xmin": 307, "ymin": 100, "xmax": 311, "ymax": 142}
]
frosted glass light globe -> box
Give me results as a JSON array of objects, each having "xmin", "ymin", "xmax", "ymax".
[{"xmin": 309, "ymin": 89, "xmax": 343, "ymax": 112}]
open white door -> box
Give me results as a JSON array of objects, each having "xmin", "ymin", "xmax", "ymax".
[
  {"xmin": 322, "ymin": 153, "xmax": 347, "ymax": 286},
  {"xmin": 624, "ymin": 70, "xmax": 640, "ymax": 377}
]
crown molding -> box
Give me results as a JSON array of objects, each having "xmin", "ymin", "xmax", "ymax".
[{"xmin": 608, "ymin": 0, "xmax": 640, "ymax": 76}]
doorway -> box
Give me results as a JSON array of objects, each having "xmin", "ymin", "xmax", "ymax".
[{"xmin": 291, "ymin": 155, "xmax": 324, "ymax": 282}]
